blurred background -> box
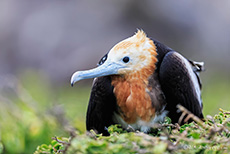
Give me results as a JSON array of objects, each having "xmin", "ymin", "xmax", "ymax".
[{"xmin": 0, "ymin": 0, "xmax": 230, "ymax": 153}]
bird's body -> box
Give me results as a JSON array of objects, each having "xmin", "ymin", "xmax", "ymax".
[{"xmin": 71, "ymin": 30, "xmax": 204, "ymax": 135}]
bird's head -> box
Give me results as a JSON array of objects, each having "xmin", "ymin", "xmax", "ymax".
[{"xmin": 71, "ymin": 30, "xmax": 157, "ymax": 86}]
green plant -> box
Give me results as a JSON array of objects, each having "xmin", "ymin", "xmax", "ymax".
[{"xmin": 34, "ymin": 107, "xmax": 230, "ymax": 154}]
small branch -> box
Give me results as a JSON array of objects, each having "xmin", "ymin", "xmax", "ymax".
[
  {"xmin": 52, "ymin": 136, "xmax": 70, "ymax": 145},
  {"xmin": 178, "ymin": 112, "xmax": 186, "ymax": 125},
  {"xmin": 161, "ymin": 124, "xmax": 177, "ymax": 128},
  {"xmin": 52, "ymin": 136, "xmax": 72, "ymax": 154},
  {"xmin": 177, "ymin": 105, "xmax": 207, "ymax": 129},
  {"xmin": 219, "ymin": 108, "xmax": 230, "ymax": 114}
]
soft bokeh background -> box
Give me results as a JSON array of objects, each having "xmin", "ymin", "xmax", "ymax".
[{"xmin": 0, "ymin": 0, "xmax": 230, "ymax": 153}]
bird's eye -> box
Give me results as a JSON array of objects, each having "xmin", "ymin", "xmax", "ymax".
[{"xmin": 122, "ymin": 56, "xmax": 130, "ymax": 63}]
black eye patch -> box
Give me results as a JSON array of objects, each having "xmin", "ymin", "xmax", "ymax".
[{"xmin": 97, "ymin": 53, "xmax": 108, "ymax": 66}]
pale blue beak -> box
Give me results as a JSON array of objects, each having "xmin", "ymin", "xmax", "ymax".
[{"xmin": 70, "ymin": 60, "xmax": 124, "ymax": 86}]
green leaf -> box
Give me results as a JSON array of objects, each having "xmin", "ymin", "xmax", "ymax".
[{"xmin": 191, "ymin": 132, "xmax": 200, "ymax": 139}]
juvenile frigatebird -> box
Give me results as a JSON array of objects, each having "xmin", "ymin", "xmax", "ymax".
[{"xmin": 71, "ymin": 30, "xmax": 204, "ymax": 135}]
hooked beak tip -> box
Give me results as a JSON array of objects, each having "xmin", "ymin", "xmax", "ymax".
[
  {"xmin": 70, "ymin": 71, "xmax": 78, "ymax": 87},
  {"xmin": 70, "ymin": 78, "xmax": 76, "ymax": 87}
]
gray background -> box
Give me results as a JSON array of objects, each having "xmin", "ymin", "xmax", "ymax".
[{"xmin": 1, "ymin": 0, "xmax": 230, "ymax": 85}]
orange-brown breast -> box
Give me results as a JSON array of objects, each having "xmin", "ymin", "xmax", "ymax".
[{"xmin": 111, "ymin": 54, "xmax": 157, "ymax": 123}]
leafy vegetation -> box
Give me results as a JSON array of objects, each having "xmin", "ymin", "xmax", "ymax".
[{"xmin": 34, "ymin": 107, "xmax": 230, "ymax": 154}]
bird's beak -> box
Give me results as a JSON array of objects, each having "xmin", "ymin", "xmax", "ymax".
[{"xmin": 70, "ymin": 60, "xmax": 124, "ymax": 86}]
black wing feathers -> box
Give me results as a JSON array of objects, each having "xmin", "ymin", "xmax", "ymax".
[
  {"xmin": 86, "ymin": 76, "xmax": 116, "ymax": 135},
  {"xmin": 154, "ymin": 39, "xmax": 173, "ymax": 72},
  {"xmin": 159, "ymin": 51, "xmax": 203, "ymax": 123}
]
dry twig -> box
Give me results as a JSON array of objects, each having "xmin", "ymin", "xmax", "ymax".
[{"xmin": 177, "ymin": 105, "xmax": 207, "ymax": 129}]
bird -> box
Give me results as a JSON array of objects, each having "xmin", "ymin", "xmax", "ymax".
[{"xmin": 71, "ymin": 30, "xmax": 204, "ymax": 135}]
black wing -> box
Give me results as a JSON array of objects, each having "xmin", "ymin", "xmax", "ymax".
[
  {"xmin": 86, "ymin": 76, "xmax": 117, "ymax": 135},
  {"xmin": 159, "ymin": 51, "xmax": 204, "ymax": 123}
]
